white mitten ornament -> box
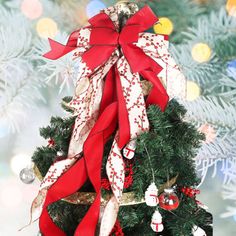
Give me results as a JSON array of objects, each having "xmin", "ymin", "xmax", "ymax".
[
  {"xmin": 150, "ymin": 209, "xmax": 164, "ymax": 232},
  {"xmin": 145, "ymin": 183, "xmax": 159, "ymax": 207}
]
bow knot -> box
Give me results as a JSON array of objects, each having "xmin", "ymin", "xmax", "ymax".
[{"xmin": 89, "ymin": 24, "xmax": 140, "ymax": 46}]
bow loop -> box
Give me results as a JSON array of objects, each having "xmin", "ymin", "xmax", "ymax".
[
  {"xmin": 89, "ymin": 12, "xmax": 116, "ymax": 29},
  {"xmin": 126, "ymin": 5, "xmax": 158, "ymax": 32},
  {"xmin": 119, "ymin": 25, "xmax": 140, "ymax": 45}
]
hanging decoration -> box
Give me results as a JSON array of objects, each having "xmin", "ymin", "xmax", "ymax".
[
  {"xmin": 159, "ymin": 188, "xmax": 180, "ymax": 211},
  {"xmin": 145, "ymin": 182, "xmax": 159, "ymax": 207},
  {"xmin": 150, "ymin": 209, "xmax": 164, "ymax": 233},
  {"xmin": 19, "ymin": 167, "xmax": 35, "ymax": 184}
]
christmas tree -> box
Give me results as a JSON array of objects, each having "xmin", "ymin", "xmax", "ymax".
[
  {"xmin": 32, "ymin": 98, "xmax": 213, "ymax": 235},
  {"xmin": 25, "ymin": 2, "xmax": 212, "ymax": 235},
  {"xmin": 1, "ymin": 0, "xmax": 236, "ymax": 235}
]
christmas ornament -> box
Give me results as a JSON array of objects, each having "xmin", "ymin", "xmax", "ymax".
[
  {"xmin": 191, "ymin": 43, "xmax": 211, "ymax": 63},
  {"xmin": 186, "ymin": 81, "xmax": 201, "ymax": 101},
  {"xmin": 150, "ymin": 209, "xmax": 164, "ymax": 232},
  {"xmin": 145, "ymin": 182, "xmax": 159, "ymax": 207},
  {"xmin": 36, "ymin": 17, "xmax": 58, "ymax": 39},
  {"xmin": 123, "ymin": 140, "xmax": 136, "ymax": 159},
  {"xmin": 192, "ymin": 225, "xmax": 206, "ymax": 236},
  {"xmin": 226, "ymin": 0, "xmax": 236, "ymax": 17},
  {"xmin": 86, "ymin": 0, "xmax": 106, "ymax": 18},
  {"xmin": 227, "ymin": 60, "xmax": 236, "ymax": 79},
  {"xmin": 153, "ymin": 17, "xmax": 174, "ymax": 35},
  {"xmin": 159, "ymin": 188, "xmax": 179, "ymax": 210},
  {"xmin": 198, "ymin": 124, "xmax": 216, "ymax": 144},
  {"xmin": 19, "ymin": 167, "xmax": 35, "ymax": 184},
  {"xmin": 30, "ymin": 4, "xmax": 187, "ymax": 235},
  {"xmin": 21, "ymin": 0, "xmax": 43, "ymax": 20}
]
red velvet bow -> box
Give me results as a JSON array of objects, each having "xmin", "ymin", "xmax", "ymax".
[
  {"xmin": 44, "ymin": 5, "xmax": 168, "ymax": 146},
  {"xmin": 44, "ymin": 6, "xmax": 161, "ymax": 74},
  {"xmin": 40, "ymin": 6, "xmax": 169, "ymax": 236}
]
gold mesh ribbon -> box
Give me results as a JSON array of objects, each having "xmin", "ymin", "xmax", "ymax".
[{"xmin": 34, "ymin": 164, "xmax": 178, "ymax": 206}]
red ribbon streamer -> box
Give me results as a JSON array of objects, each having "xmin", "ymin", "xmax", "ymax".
[{"xmin": 40, "ymin": 6, "xmax": 169, "ymax": 236}]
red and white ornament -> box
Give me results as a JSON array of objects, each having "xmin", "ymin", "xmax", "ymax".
[
  {"xmin": 150, "ymin": 209, "xmax": 164, "ymax": 232},
  {"xmin": 159, "ymin": 188, "xmax": 179, "ymax": 211},
  {"xmin": 123, "ymin": 140, "xmax": 136, "ymax": 160},
  {"xmin": 145, "ymin": 183, "xmax": 159, "ymax": 207}
]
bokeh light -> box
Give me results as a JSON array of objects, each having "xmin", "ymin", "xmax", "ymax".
[
  {"xmin": 0, "ymin": 117, "xmax": 9, "ymax": 138},
  {"xmin": 191, "ymin": 43, "xmax": 212, "ymax": 63},
  {"xmin": 153, "ymin": 17, "xmax": 174, "ymax": 35},
  {"xmin": 186, "ymin": 81, "xmax": 201, "ymax": 101},
  {"xmin": 227, "ymin": 59, "xmax": 236, "ymax": 79},
  {"xmin": 226, "ymin": 0, "xmax": 236, "ymax": 17},
  {"xmin": 36, "ymin": 17, "xmax": 58, "ymax": 38},
  {"xmin": 0, "ymin": 184, "xmax": 23, "ymax": 208},
  {"xmin": 233, "ymin": 214, "xmax": 236, "ymax": 221},
  {"xmin": 21, "ymin": 0, "xmax": 43, "ymax": 20},
  {"xmin": 10, "ymin": 153, "xmax": 31, "ymax": 176},
  {"xmin": 86, "ymin": 0, "xmax": 106, "ymax": 18},
  {"xmin": 198, "ymin": 124, "xmax": 217, "ymax": 144}
]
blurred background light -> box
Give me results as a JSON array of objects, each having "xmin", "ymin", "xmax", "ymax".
[
  {"xmin": 186, "ymin": 81, "xmax": 201, "ymax": 101},
  {"xmin": 191, "ymin": 43, "xmax": 212, "ymax": 63},
  {"xmin": 36, "ymin": 17, "xmax": 58, "ymax": 38},
  {"xmin": 0, "ymin": 117, "xmax": 9, "ymax": 138},
  {"xmin": 10, "ymin": 153, "xmax": 31, "ymax": 176},
  {"xmin": 226, "ymin": 0, "xmax": 236, "ymax": 17},
  {"xmin": 198, "ymin": 124, "xmax": 217, "ymax": 144},
  {"xmin": 21, "ymin": 0, "xmax": 43, "ymax": 20},
  {"xmin": 0, "ymin": 183, "xmax": 23, "ymax": 208},
  {"xmin": 227, "ymin": 60, "xmax": 236, "ymax": 79},
  {"xmin": 86, "ymin": 0, "xmax": 106, "ymax": 18},
  {"xmin": 153, "ymin": 17, "xmax": 174, "ymax": 35}
]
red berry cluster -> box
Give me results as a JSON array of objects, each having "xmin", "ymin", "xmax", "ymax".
[
  {"xmin": 180, "ymin": 187, "xmax": 200, "ymax": 198},
  {"xmin": 101, "ymin": 162, "xmax": 134, "ymax": 190}
]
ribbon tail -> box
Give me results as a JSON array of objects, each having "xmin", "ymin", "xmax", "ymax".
[
  {"xmin": 140, "ymin": 70, "xmax": 169, "ymax": 111},
  {"xmin": 115, "ymin": 66, "xmax": 130, "ymax": 149},
  {"xmin": 43, "ymin": 38, "xmax": 77, "ymax": 60},
  {"xmin": 99, "ymin": 195, "xmax": 119, "ymax": 236},
  {"xmin": 75, "ymin": 102, "xmax": 118, "ymax": 236},
  {"xmin": 39, "ymin": 157, "xmax": 88, "ymax": 236}
]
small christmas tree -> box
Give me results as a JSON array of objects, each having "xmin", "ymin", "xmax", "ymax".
[
  {"xmin": 32, "ymin": 98, "xmax": 212, "ymax": 236},
  {"xmin": 23, "ymin": 2, "xmax": 213, "ymax": 236}
]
